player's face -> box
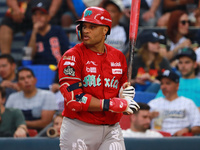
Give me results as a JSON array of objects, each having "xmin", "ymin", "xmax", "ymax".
[
  {"xmin": 148, "ymin": 42, "xmax": 160, "ymax": 53},
  {"xmin": 178, "ymin": 14, "xmax": 189, "ymax": 36},
  {"xmin": 53, "ymin": 116, "xmax": 63, "ymax": 136},
  {"xmin": 132, "ymin": 110, "xmax": 151, "ymax": 132},
  {"xmin": 81, "ymin": 22, "xmax": 108, "ymax": 47},
  {"xmin": 105, "ymin": 4, "xmax": 121, "ymax": 27},
  {"xmin": 0, "ymin": 58, "xmax": 15, "ymax": 80},
  {"xmin": 177, "ymin": 56, "xmax": 196, "ymax": 78},
  {"xmin": 160, "ymin": 78, "xmax": 179, "ymax": 98},
  {"xmin": 32, "ymin": 10, "xmax": 50, "ymax": 29},
  {"xmin": 18, "ymin": 70, "xmax": 37, "ymax": 93}
]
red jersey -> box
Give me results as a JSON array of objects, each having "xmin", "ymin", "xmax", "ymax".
[{"xmin": 58, "ymin": 43, "xmax": 128, "ymax": 125}]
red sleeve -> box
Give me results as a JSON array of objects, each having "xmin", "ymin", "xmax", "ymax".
[{"xmin": 58, "ymin": 48, "xmax": 82, "ymax": 85}]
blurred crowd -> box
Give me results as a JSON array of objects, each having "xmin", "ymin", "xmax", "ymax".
[{"xmin": 0, "ymin": 0, "xmax": 200, "ymax": 138}]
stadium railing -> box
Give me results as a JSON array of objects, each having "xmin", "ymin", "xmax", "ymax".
[{"xmin": 1, "ymin": 137, "xmax": 200, "ymax": 150}]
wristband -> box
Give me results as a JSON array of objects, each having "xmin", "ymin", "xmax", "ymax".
[{"xmin": 102, "ymin": 99, "xmax": 110, "ymax": 111}]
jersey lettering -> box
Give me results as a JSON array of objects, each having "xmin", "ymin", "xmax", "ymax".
[
  {"xmin": 83, "ymin": 75, "xmax": 101, "ymax": 87},
  {"xmin": 83, "ymin": 75, "xmax": 119, "ymax": 89},
  {"xmin": 105, "ymin": 76, "xmax": 119, "ymax": 89}
]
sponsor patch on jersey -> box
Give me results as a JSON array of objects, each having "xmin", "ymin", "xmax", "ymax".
[
  {"xmin": 86, "ymin": 67, "xmax": 96, "ymax": 73},
  {"xmin": 63, "ymin": 66, "xmax": 75, "ymax": 76},
  {"xmin": 112, "ymin": 69, "xmax": 122, "ymax": 74},
  {"xmin": 64, "ymin": 61, "xmax": 75, "ymax": 66},
  {"xmin": 86, "ymin": 61, "xmax": 97, "ymax": 66},
  {"xmin": 111, "ymin": 62, "xmax": 121, "ymax": 67},
  {"xmin": 63, "ymin": 55, "xmax": 76, "ymax": 62}
]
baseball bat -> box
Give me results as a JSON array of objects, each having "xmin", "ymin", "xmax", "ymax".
[{"xmin": 127, "ymin": 0, "xmax": 141, "ymax": 82}]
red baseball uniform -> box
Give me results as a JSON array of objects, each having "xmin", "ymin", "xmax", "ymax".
[{"xmin": 58, "ymin": 42, "xmax": 127, "ymax": 125}]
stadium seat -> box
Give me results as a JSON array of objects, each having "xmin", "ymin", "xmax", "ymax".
[
  {"xmin": 23, "ymin": 65, "xmax": 56, "ymax": 89},
  {"xmin": 134, "ymin": 91, "xmax": 156, "ymax": 103},
  {"xmin": 119, "ymin": 115, "xmax": 131, "ymax": 130}
]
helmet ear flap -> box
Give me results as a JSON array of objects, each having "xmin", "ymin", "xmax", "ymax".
[{"xmin": 76, "ymin": 24, "xmax": 82, "ymax": 41}]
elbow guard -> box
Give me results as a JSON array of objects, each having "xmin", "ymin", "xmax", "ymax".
[{"xmin": 60, "ymin": 82, "xmax": 92, "ymax": 111}]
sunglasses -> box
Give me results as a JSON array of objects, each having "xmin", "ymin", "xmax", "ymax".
[{"xmin": 180, "ymin": 20, "xmax": 190, "ymax": 25}]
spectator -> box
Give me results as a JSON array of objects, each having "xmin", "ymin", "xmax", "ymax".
[
  {"xmin": 6, "ymin": 67, "xmax": 58, "ymax": 131},
  {"xmin": 131, "ymin": 31, "xmax": 171, "ymax": 93},
  {"xmin": 157, "ymin": 0, "xmax": 199, "ymax": 27},
  {"xmin": 0, "ymin": 0, "xmax": 62, "ymax": 54},
  {"xmin": 0, "ymin": 54, "xmax": 20, "ymax": 101},
  {"xmin": 122, "ymin": 102, "xmax": 163, "ymax": 138},
  {"xmin": 61, "ymin": 0, "xmax": 108, "ymax": 28},
  {"xmin": 46, "ymin": 113, "xmax": 63, "ymax": 137},
  {"xmin": 139, "ymin": 0, "xmax": 162, "ymax": 27},
  {"xmin": 159, "ymin": 10, "xmax": 192, "ymax": 63},
  {"xmin": 61, "ymin": 0, "xmax": 85, "ymax": 28},
  {"xmin": 25, "ymin": 2, "xmax": 69, "ymax": 65},
  {"xmin": 192, "ymin": 8, "xmax": 200, "ymax": 27},
  {"xmin": 149, "ymin": 70, "xmax": 200, "ymax": 136},
  {"xmin": 121, "ymin": 0, "xmax": 162, "ymax": 27},
  {"xmin": 0, "ymin": 86, "xmax": 28, "ymax": 137},
  {"xmin": 156, "ymin": 47, "xmax": 200, "ymax": 110},
  {"xmin": 103, "ymin": 0, "xmax": 128, "ymax": 55}
]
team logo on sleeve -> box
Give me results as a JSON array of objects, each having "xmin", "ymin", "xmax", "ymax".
[
  {"xmin": 64, "ymin": 61, "xmax": 75, "ymax": 66},
  {"xmin": 63, "ymin": 55, "xmax": 76, "ymax": 62},
  {"xmin": 63, "ymin": 66, "xmax": 75, "ymax": 76}
]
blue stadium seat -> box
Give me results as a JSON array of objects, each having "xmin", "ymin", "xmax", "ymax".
[
  {"xmin": 24, "ymin": 65, "xmax": 56, "ymax": 89},
  {"xmin": 134, "ymin": 91, "xmax": 156, "ymax": 103}
]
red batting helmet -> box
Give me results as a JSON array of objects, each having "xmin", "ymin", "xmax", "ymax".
[{"xmin": 76, "ymin": 7, "xmax": 112, "ymax": 40}]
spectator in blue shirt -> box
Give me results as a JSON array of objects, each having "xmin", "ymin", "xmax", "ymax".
[{"xmin": 25, "ymin": 1, "xmax": 69, "ymax": 65}]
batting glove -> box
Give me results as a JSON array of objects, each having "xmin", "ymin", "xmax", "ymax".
[
  {"xmin": 100, "ymin": 97, "xmax": 139, "ymax": 114},
  {"xmin": 122, "ymin": 86, "xmax": 135, "ymax": 100},
  {"xmin": 124, "ymin": 97, "xmax": 140, "ymax": 114}
]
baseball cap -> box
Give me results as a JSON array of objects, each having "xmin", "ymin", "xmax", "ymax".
[
  {"xmin": 31, "ymin": 2, "xmax": 48, "ymax": 14},
  {"xmin": 157, "ymin": 70, "xmax": 180, "ymax": 83},
  {"xmin": 137, "ymin": 31, "xmax": 165, "ymax": 48},
  {"xmin": 176, "ymin": 47, "xmax": 197, "ymax": 61},
  {"xmin": 103, "ymin": 0, "xmax": 124, "ymax": 12}
]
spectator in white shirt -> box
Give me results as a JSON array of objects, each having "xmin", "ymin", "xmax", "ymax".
[{"xmin": 149, "ymin": 70, "xmax": 200, "ymax": 136}]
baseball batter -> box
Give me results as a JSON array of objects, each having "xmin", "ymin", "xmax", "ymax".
[{"xmin": 58, "ymin": 7, "xmax": 139, "ymax": 150}]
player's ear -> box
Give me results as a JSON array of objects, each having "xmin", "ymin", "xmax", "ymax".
[{"xmin": 103, "ymin": 26, "xmax": 109, "ymax": 36}]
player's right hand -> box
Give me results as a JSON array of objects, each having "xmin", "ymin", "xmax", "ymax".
[
  {"xmin": 124, "ymin": 97, "xmax": 140, "ymax": 114},
  {"xmin": 100, "ymin": 97, "xmax": 139, "ymax": 114}
]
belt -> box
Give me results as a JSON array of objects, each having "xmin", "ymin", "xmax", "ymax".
[{"xmin": 100, "ymin": 124, "xmax": 115, "ymax": 126}]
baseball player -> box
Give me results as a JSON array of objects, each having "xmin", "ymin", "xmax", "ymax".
[{"xmin": 58, "ymin": 7, "xmax": 139, "ymax": 150}]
